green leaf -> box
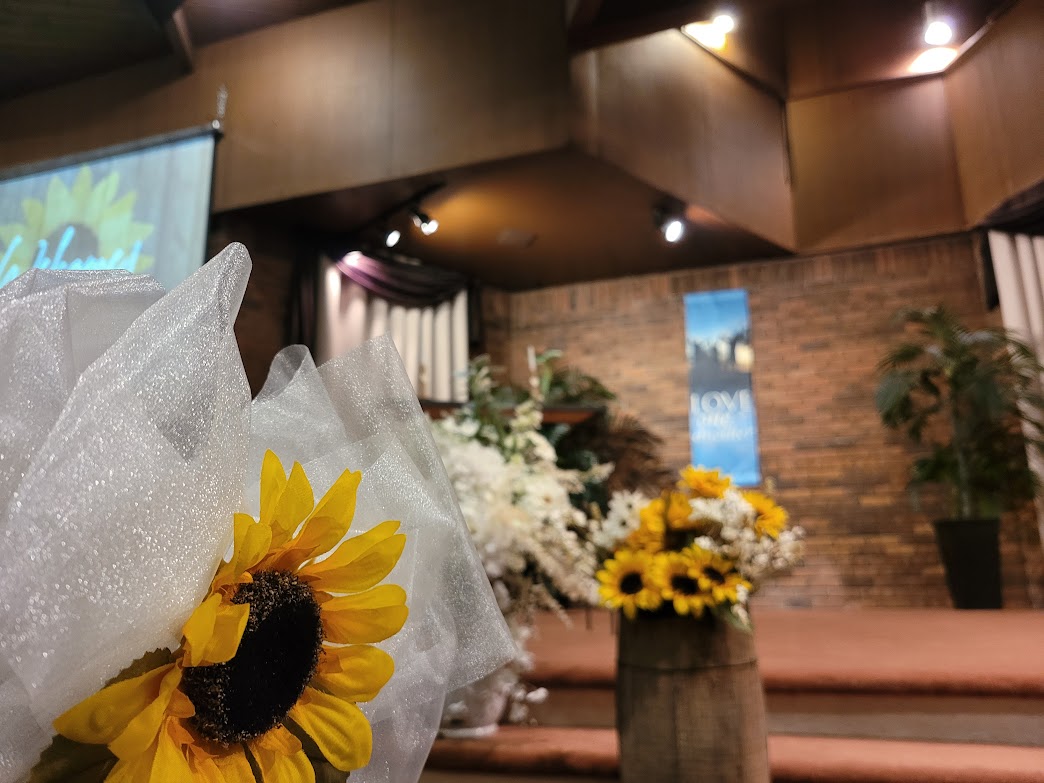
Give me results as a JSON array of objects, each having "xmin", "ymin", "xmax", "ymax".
[
  {"xmin": 27, "ymin": 735, "xmax": 117, "ymax": 783},
  {"xmin": 28, "ymin": 649, "xmax": 176, "ymax": 783},
  {"xmin": 285, "ymin": 719, "xmax": 347, "ymax": 783}
]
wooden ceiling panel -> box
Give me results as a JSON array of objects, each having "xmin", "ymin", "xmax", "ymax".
[
  {"xmin": 181, "ymin": 0, "xmax": 369, "ymax": 45},
  {"xmin": 0, "ymin": 0, "xmax": 167, "ymax": 98},
  {"xmin": 229, "ymin": 149, "xmax": 788, "ymax": 290}
]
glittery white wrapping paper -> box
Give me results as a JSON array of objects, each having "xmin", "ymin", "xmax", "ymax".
[
  {"xmin": 249, "ymin": 340, "xmax": 515, "ymax": 783},
  {"xmin": 0, "ymin": 244, "xmax": 513, "ymax": 783},
  {"xmin": 0, "ymin": 246, "xmax": 253, "ymax": 781}
]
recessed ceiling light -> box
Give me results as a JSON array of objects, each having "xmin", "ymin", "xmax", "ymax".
[
  {"xmin": 384, "ymin": 228, "xmax": 401, "ymax": 248},
  {"xmin": 909, "ymin": 46, "xmax": 958, "ymax": 74}
]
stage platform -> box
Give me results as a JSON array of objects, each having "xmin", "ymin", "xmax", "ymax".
[{"xmin": 423, "ymin": 608, "xmax": 1044, "ymax": 783}]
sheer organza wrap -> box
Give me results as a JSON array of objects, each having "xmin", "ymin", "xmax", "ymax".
[{"xmin": 0, "ymin": 243, "xmax": 513, "ymax": 783}]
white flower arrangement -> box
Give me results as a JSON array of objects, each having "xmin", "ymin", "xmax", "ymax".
[{"xmin": 431, "ymin": 389, "xmax": 604, "ymax": 725}]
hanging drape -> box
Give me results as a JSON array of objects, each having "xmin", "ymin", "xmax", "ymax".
[
  {"xmin": 989, "ymin": 229, "xmax": 1044, "ymax": 552},
  {"xmin": 315, "ymin": 251, "xmax": 469, "ymax": 401}
]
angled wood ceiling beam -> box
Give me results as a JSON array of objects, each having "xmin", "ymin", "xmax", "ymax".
[
  {"xmin": 569, "ymin": 0, "xmax": 717, "ymax": 51},
  {"xmin": 142, "ymin": 0, "xmax": 194, "ymax": 72}
]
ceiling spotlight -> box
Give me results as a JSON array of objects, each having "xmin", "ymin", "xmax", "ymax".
[
  {"xmin": 712, "ymin": 13, "xmax": 736, "ymax": 34},
  {"xmin": 411, "ymin": 209, "xmax": 439, "ymax": 236},
  {"xmin": 663, "ymin": 218, "xmax": 685, "ymax": 244},
  {"xmin": 682, "ymin": 12, "xmax": 736, "ymax": 51},
  {"xmin": 922, "ymin": 3, "xmax": 954, "ymax": 46},
  {"xmin": 924, "ymin": 19, "xmax": 953, "ymax": 45},
  {"xmin": 384, "ymin": 228, "xmax": 401, "ymax": 248}
]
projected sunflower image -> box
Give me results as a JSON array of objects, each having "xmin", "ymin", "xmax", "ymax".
[
  {"xmin": 40, "ymin": 451, "xmax": 409, "ymax": 782},
  {"xmin": 0, "ymin": 166, "xmax": 154, "ymax": 285}
]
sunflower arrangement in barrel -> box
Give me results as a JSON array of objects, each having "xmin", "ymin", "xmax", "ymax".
[{"xmin": 597, "ymin": 467, "xmax": 804, "ymax": 629}]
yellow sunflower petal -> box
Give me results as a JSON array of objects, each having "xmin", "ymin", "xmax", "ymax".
[
  {"xmin": 260, "ymin": 451, "xmax": 288, "ymax": 527},
  {"xmin": 299, "ymin": 521, "xmax": 405, "ymax": 594},
  {"xmin": 268, "ymin": 462, "xmax": 314, "ymax": 550},
  {"xmin": 106, "ymin": 718, "xmax": 193, "ymax": 783},
  {"xmin": 213, "ymin": 514, "xmax": 274, "ymax": 590},
  {"xmin": 54, "ymin": 664, "xmax": 174, "ymax": 745},
  {"xmin": 107, "ymin": 667, "xmax": 183, "ymax": 760},
  {"xmin": 182, "ymin": 594, "xmax": 250, "ymax": 667},
  {"xmin": 288, "ymin": 687, "xmax": 372, "ymax": 772},
  {"xmin": 211, "ymin": 746, "xmax": 257, "ymax": 783},
  {"xmin": 314, "ymin": 645, "xmax": 394, "ymax": 702},
  {"xmin": 269, "ymin": 469, "xmax": 362, "ymax": 571},
  {"xmin": 320, "ymin": 585, "xmax": 409, "ymax": 644},
  {"xmin": 250, "ymin": 726, "xmax": 315, "ymax": 783}
]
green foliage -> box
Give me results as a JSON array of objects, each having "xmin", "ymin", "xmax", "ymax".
[
  {"xmin": 876, "ymin": 306, "xmax": 1044, "ymax": 519},
  {"xmin": 29, "ymin": 649, "xmax": 175, "ymax": 783}
]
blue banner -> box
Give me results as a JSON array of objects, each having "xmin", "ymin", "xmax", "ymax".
[{"xmin": 683, "ymin": 289, "xmax": 761, "ymax": 486}]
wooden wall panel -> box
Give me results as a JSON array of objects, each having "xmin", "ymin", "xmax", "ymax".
[
  {"xmin": 788, "ymin": 78, "xmax": 966, "ymax": 252},
  {"xmin": 945, "ymin": 0, "xmax": 1044, "ymax": 225},
  {"xmin": 574, "ymin": 31, "xmax": 795, "ymax": 250},
  {"xmin": 390, "ymin": 0, "xmax": 570, "ymax": 177},
  {"xmin": 0, "ymin": 0, "xmax": 570, "ymax": 212}
]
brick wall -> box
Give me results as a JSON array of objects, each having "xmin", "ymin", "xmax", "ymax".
[{"xmin": 488, "ymin": 234, "xmax": 1044, "ymax": 608}]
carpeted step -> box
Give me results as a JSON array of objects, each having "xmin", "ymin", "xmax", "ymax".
[
  {"xmin": 423, "ymin": 726, "xmax": 1044, "ymax": 783},
  {"xmin": 525, "ymin": 610, "xmax": 1044, "ymax": 746},
  {"xmin": 529, "ymin": 609, "xmax": 1044, "ymax": 697}
]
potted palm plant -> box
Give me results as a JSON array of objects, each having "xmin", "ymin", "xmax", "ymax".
[{"xmin": 876, "ymin": 307, "xmax": 1044, "ymax": 608}]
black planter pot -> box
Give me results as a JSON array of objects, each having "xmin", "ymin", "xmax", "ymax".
[{"xmin": 932, "ymin": 518, "xmax": 1003, "ymax": 609}]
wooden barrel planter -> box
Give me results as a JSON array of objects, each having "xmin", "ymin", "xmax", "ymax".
[{"xmin": 616, "ymin": 613, "xmax": 770, "ymax": 783}]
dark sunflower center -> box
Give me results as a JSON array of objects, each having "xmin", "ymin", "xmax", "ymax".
[
  {"xmin": 670, "ymin": 575, "xmax": 699, "ymax": 595},
  {"xmin": 619, "ymin": 572, "xmax": 644, "ymax": 595},
  {"xmin": 703, "ymin": 567, "xmax": 726, "ymax": 585},
  {"xmin": 181, "ymin": 570, "xmax": 323, "ymax": 745}
]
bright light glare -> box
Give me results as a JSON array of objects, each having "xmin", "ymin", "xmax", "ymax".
[
  {"xmin": 420, "ymin": 218, "xmax": 439, "ymax": 236},
  {"xmin": 663, "ymin": 219, "xmax": 685, "ymax": 244},
  {"xmin": 682, "ymin": 22, "xmax": 727, "ymax": 50},
  {"xmin": 924, "ymin": 19, "xmax": 953, "ymax": 46},
  {"xmin": 385, "ymin": 229, "xmax": 401, "ymax": 247},
  {"xmin": 712, "ymin": 13, "xmax": 736, "ymax": 33},
  {"xmin": 909, "ymin": 46, "xmax": 958, "ymax": 74}
]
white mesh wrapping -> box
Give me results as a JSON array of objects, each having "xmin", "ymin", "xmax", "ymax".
[
  {"xmin": 0, "ymin": 244, "xmax": 512, "ymax": 783},
  {"xmin": 249, "ymin": 340, "xmax": 514, "ymax": 782}
]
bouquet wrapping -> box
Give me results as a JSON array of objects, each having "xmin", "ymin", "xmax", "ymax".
[{"xmin": 0, "ymin": 244, "xmax": 513, "ymax": 782}]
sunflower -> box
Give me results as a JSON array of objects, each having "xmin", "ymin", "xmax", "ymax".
[
  {"xmin": 689, "ymin": 546, "xmax": 751, "ymax": 606},
  {"xmin": 52, "ymin": 451, "xmax": 408, "ymax": 782},
  {"xmin": 651, "ymin": 551, "xmax": 707, "ymax": 617},
  {"xmin": 678, "ymin": 466, "xmax": 731, "ymax": 499},
  {"xmin": 0, "ymin": 167, "xmax": 154, "ymax": 284},
  {"xmin": 743, "ymin": 490, "xmax": 788, "ymax": 539},
  {"xmin": 597, "ymin": 549, "xmax": 663, "ymax": 620}
]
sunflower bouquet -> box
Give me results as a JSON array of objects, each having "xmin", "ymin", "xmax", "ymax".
[
  {"xmin": 0, "ymin": 245, "xmax": 514, "ymax": 783},
  {"xmin": 598, "ymin": 467, "xmax": 804, "ymax": 628}
]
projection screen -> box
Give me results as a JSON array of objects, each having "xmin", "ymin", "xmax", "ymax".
[{"xmin": 0, "ymin": 128, "xmax": 217, "ymax": 290}]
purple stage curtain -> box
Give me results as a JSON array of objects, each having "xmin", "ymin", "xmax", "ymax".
[{"xmin": 333, "ymin": 251, "xmax": 468, "ymax": 308}]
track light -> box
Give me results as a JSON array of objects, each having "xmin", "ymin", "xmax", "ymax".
[
  {"xmin": 663, "ymin": 218, "xmax": 685, "ymax": 243},
  {"xmin": 384, "ymin": 228, "xmax": 401, "ymax": 248},
  {"xmin": 411, "ymin": 209, "xmax": 439, "ymax": 236},
  {"xmin": 654, "ymin": 206, "xmax": 686, "ymax": 244}
]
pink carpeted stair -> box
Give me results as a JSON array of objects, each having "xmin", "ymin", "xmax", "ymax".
[{"xmin": 422, "ymin": 609, "xmax": 1044, "ymax": 783}]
